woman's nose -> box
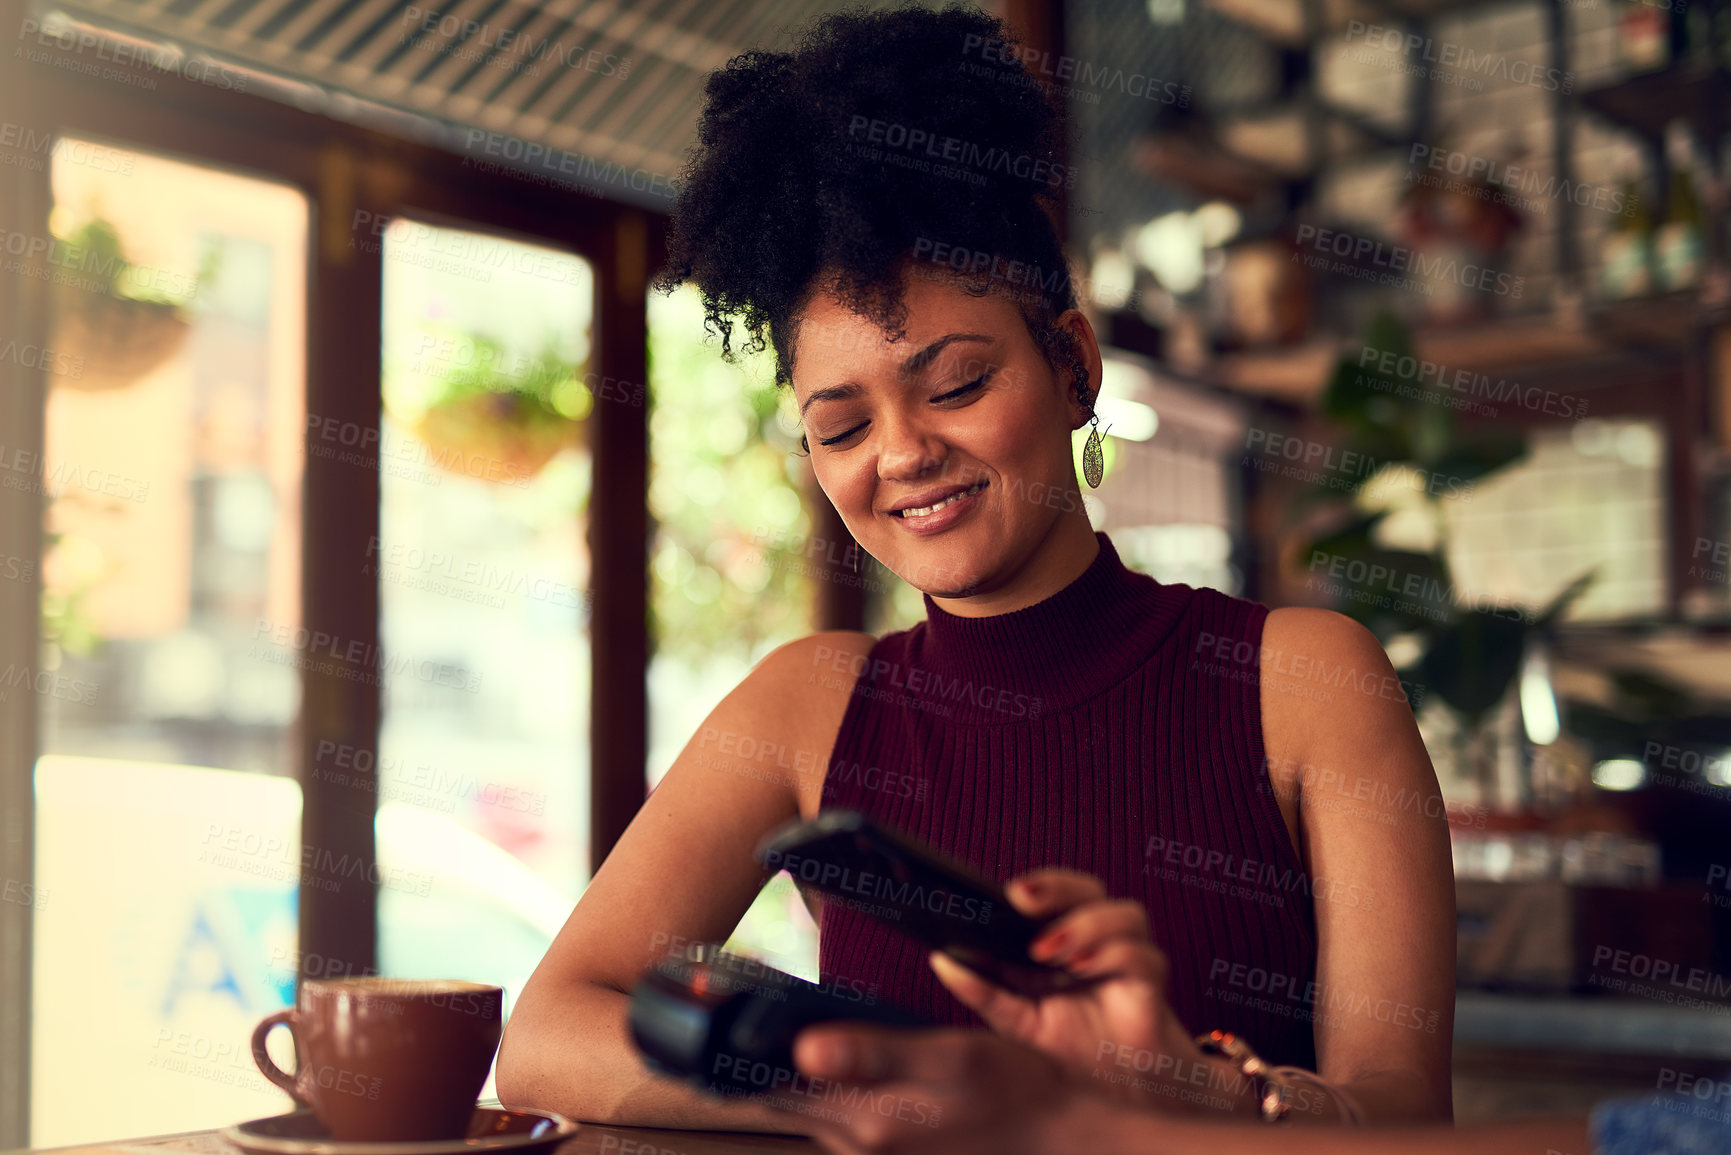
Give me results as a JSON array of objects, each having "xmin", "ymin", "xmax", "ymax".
[{"xmin": 876, "ymin": 424, "xmax": 948, "ymax": 482}]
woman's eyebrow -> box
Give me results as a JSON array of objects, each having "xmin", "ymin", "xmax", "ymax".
[
  {"xmin": 899, "ymin": 331, "xmax": 994, "ymax": 378},
  {"xmin": 799, "ymin": 381, "xmax": 863, "ymax": 417},
  {"xmin": 798, "ymin": 332, "xmax": 995, "ymax": 416}
]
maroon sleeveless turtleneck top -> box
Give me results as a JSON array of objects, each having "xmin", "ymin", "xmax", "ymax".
[{"xmin": 817, "ymin": 531, "xmax": 1319, "ymax": 1070}]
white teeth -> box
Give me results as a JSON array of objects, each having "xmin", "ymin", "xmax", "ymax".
[{"xmin": 899, "ymin": 481, "xmax": 985, "ymax": 518}]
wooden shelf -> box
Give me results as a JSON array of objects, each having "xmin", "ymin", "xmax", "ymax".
[
  {"xmin": 1583, "ymin": 288, "xmax": 1731, "ymax": 350},
  {"xmin": 1202, "ymin": 0, "xmax": 1508, "ymax": 47},
  {"xmin": 1363, "ymin": 0, "xmax": 1509, "ymax": 20},
  {"xmin": 1131, "ymin": 131, "xmax": 1292, "ymax": 205},
  {"xmin": 1579, "ymin": 66, "xmax": 1731, "ymax": 142},
  {"xmin": 1138, "ymin": 101, "xmax": 1408, "ymax": 202},
  {"xmin": 1551, "ymin": 624, "xmax": 1731, "ymax": 708},
  {"xmin": 1197, "ymin": 338, "xmax": 1344, "ymax": 404},
  {"xmin": 1190, "ymin": 291, "xmax": 1728, "ymax": 403}
]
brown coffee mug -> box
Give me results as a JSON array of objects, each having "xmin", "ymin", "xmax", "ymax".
[{"xmin": 251, "ymin": 978, "xmax": 503, "ymax": 1141}]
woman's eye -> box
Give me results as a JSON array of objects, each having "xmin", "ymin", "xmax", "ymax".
[
  {"xmin": 812, "ymin": 373, "xmax": 990, "ymax": 447},
  {"xmin": 818, "ymin": 422, "xmax": 867, "ymax": 447},
  {"xmin": 934, "ymin": 372, "xmax": 991, "ymax": 403}
]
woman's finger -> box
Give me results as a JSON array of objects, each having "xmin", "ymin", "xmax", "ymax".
[
  {"xmin": 795, "ymin": 1022, "xmax": 1022, "ymax": 1087},
  {"xmin": 1028, "ymin": 899, "xmax": 1150, "ymax": 966},
  {"xmin": 1004, "ymin": 868, "xmax": 1106, "ymax": 919},
  {"xmin": 928, "ymin": 950, "xmax": 1035, "ymax": 1035},
  {"xmin": 1065, "ymin": 938, "xmax": 1169, "ymax": 987}
]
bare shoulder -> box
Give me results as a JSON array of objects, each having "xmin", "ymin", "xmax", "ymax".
[
  {"xmin": 736, "ymin": 630, "xmax": 878, "ymax": 815},
  {"xmin": 1257, "ymin": 608, "xmax": 1424, "ymax": 843},
  {"xmin": 1260, "ymin": 606, "xmax": 1444, "ymax": 833},
  {"xmin": 1259, "ymin": 606, "xmax": 1419, "ymax": 741},
  {"xmin": 1262, "ymin": 605, "xmax": 1385, "ymax": 662},
  {"xmin": 744, "ymin": 630, "xmax": 878, "ymax": 696}
]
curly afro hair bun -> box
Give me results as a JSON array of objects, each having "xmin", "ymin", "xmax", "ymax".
[{"xmin": 655, "ymin": 4, "xmax": 1084, "ymax": 395}]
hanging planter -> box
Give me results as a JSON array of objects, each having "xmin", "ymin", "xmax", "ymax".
[
  {"xmin": 412, "ymin": 390, "xmax": 580, "ymax": 485},
  {"xmin": 50, "ymin": 281, "xmax": 191, "ymax": 391},
  {"xmin": 45, "ymin": 216, "xmax": 200, "ymax": 392},
  {"xmin": 403, "ymin": 332, "xmax": 588, "ymax": 486}
]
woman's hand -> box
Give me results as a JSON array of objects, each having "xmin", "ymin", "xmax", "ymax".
[
  {"xmin": 930, "ymin": 868, "xmax": 1249, "ymax": 1115},
  {"xmin": 787, "ymin": 1024, "xmax": 1129, "ymax": 1155}
]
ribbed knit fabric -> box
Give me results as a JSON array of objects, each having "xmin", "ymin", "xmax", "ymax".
[{"xmin": 817, "ymin": 531, "xmax": 1319, "ymax": 1070}]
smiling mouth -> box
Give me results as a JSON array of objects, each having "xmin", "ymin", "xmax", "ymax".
[{"xmin": 895, "ymin": 480, "xmax": 987, "ymax": 518}]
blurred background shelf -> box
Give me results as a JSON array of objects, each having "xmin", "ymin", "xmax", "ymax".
[
  {"xmin": 1580, "ymin": 65, "xmax": 1731, "ymax": 143},
  {"xmin": 1196, "ymin": 288, "xmax": 1727, "ymax": 404},
  {"xmin": 1455, "ymin": 991, "xmax": 1731, "ymax": 1059}
]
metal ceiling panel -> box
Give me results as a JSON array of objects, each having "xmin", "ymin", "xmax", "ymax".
[{"xmin": 29, "ymin": 0, "xmax": 941, "ymax": 206}]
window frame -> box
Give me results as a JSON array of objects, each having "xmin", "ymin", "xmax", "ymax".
[{"xmin": 0, "ymin": 39, "xmax": 659, "ymax": 1146}]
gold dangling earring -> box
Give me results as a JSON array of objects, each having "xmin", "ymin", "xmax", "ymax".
[{"xmin": 1083, "ymin": 412, "xmax": 1112, "ymax": 489}]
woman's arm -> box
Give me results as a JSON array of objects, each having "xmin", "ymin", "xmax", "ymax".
[
  {"xmin": 1257, "ymin": 607, "xmax": 1459, "ymax": 1123},
  {"xmin": 1076, "ymin": 1110, "xmax": 1589, "ymax": 1155},
  {"xmin": 789, "ymin": 1027, "xmax": 1593, "ymax": 1155},
  {"xmin": 494, "ymin": 630, "xmax": 874, "ymax": 1129}
]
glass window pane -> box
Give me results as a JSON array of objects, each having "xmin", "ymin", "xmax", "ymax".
[
  {"xmin": 645, "ymin": 285, "xmax": 817, "ymax": 976},
  {"xmin": 374, "ymin": 222, "xmax": 593, "ymax": 1032},
  {"xmin": 32, "ymin": 142, "xmax": 307, "ymax": 1145}
]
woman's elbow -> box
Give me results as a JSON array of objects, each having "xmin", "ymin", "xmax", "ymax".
[
  {"xmin": 493, "ymin": 1016, "xmax": 542, "ymax": 1110},
  {"xmin": 494, "ymin": 982, "xmax": 632, "ymax": 1120}
]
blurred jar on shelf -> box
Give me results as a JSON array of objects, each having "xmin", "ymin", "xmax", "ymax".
[
  {"xmin": 1654, "ymin": 120, "xmax": 1708, "ymax": 292},
  {"xmin": 1601, "ymin": 140, "xmax": 1655, "ymax": 300}
]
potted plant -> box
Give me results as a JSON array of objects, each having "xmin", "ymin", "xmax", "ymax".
[
  {"xmin": 1290, "ymin": 312, "xmax": 1594, "ymax": 807},
  {"xmin": 47, "ymin": 216, "xmax": 207, "ymax": 391},
  {"xmin": 406, "ymin": 332, "xmax": 587, "ymax": 484}
]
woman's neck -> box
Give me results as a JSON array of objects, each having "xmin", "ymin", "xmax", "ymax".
[
  {"xmin": 908, "ymin": 527, "xmax": 1192, "ymax": 723},
  {"xmin": 927, "ymin": 512, "xmax": 1101, "ymax": 619}
]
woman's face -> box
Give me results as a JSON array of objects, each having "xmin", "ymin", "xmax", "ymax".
[{"xmin": 789, "ymin": 271, "xmax": 1099, "ymax": 598}]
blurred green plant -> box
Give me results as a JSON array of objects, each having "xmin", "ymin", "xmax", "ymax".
[
  {"xmin": 422, "ymin": 331, "xmax": 590, "ymax": 426},
  {"xmin": 54, "ymin": 214, "xmax": 217, "ymax": 309},
  {"xmin": 1298, "ymin": 312, "xmax": 1595, "ymax": 797},
  {"xmin": 646, "ymin": 287, "xmax": 814, "ymax": 663},
  {"xmin": 39, "ymin": 528, "xmax": 103, "ymax": 658}
]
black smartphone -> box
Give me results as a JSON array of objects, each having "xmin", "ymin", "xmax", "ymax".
[{"xmin": 755, "ymin": 809, "xmax": 1086, "ymax": 997}]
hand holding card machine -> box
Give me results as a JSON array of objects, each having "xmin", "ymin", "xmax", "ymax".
[
  {"xmin": 756, "ymin": 809, "xmax": 1086, "ymax": 997},
  {"xmin": 627, "ymin": 945, "xmax": 931, "ymax": 1098}
]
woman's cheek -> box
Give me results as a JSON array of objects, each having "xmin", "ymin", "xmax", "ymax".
[{"xmin": 823, "ymin": 460, "xmax": 881, "ymax": 530}]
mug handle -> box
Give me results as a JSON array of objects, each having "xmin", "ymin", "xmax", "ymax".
[{"xmin": 251, "ymin": 1010, "xmax": 310, "ymax": 1106}]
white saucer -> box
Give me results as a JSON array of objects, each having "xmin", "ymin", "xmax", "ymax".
[{"xmin": 222, "ymin": 1107, "xmax": 578, "ymax": 1155}]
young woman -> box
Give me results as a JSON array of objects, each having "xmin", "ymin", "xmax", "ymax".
[
  {"xmin": 496, "ymin": 6, "xmax": 1454, "ymax": 1131},
  {"xmin": 777, "ymin": 872, "xmax": 1721, "ymax": 1155}
]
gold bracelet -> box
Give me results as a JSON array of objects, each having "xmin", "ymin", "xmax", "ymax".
[
  {"xmin": 1193, "ymin": 1030, "xmax": 1365, "ymax": 1127},
  {"xmin": 1194, "ymin": 1029, "xmax": 1300, "ymax": 1124}
]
